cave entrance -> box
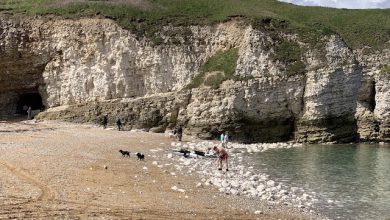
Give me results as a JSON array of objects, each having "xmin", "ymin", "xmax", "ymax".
[{"xmin": 16, "ymin": 93, "xmax": 44, "ymax": 114}]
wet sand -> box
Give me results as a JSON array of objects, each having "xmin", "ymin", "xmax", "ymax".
[{"xmin": 0, "ymin": 120, "xmax": 316, "ymax": 219}]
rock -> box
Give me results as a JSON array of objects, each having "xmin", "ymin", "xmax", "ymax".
[
  {"xmin": 196, "ymin": 183, "xmax": 203, "ymax": 188},
  {"xmin": 221, "ymin": 181, "xmax": 230, "ymax": 188},
  {"xmin": 291, "ymin": 187, "xmax": 299, "ymax": 192},
  {"xmin": 279, "ymin": 190, "xmax": 288, "ymax": 195},
  {"xmin": 256, "ymin": 184, "xmax": 265, "ymax": 192},
  {"xmin": 250, "ymin": 175, "xmax": 259, "ymax": 181},
  {"xmin": 266, "ymin": 180, "xmax": 275, "ymax": 187},
  {"xmin": 254, "ymin": 210, "xmax": 263, "ymax": 215},
  {"xmin": 231, "ymin": 180, "xmax": 240, "ymax": 188},
  {"xmin": 302, "ymin": 193, "xmax": 311, "ymax": 200}
]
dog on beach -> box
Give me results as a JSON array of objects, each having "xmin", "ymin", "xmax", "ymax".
[
  {"xmin": 119, "ymin": 150, "xmax": 130, "ymax": 157},
  {"xmin": 136, "ymin": 152, "xmax": 145, "ymax": 160}
]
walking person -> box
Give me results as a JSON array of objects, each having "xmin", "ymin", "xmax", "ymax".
[
  {"xmin": 102, "ymin": 114, "xmax": 108, "ymax": 129},
  {"xmin": 177, "ymin": 126, "xmax": 183, "ymax": 141},
  {"xmin": 27, "ymin": 106, "xmax": 32, "ymax": 120},
  {"xmin": 116, "ymin": 115, "xmax": 122, "ymax": 131}
]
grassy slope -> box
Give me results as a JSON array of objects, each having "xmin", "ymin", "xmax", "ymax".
[{"xmin": 1, "ymin": 0, "xmax": 389, "ymax": 50}]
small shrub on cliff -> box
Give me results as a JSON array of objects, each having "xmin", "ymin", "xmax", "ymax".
[
  {"xmin": 271, "ymin": 39, "xmax": 302, "ymax": 64},
  {"xmin": 204, "ymin": 72, "xmax": 224, "ymax": 89},
  {"xmin": 201, "ymin": 48, "xmax": 238, "ymax": 76},
  {"xmin": 380, "ymin": 65, "xmax": 390, "ymax": 75},
  {"xmin": 187, "ymin": 48, "xmax": 239, "ymax": 89},
  {"xmin": 286, "ymin": 61, "xmax": 306, "ymax": 77},
  {"xmin": 266, "ymin": 37, "xmax": 306, "ymax": 77}
]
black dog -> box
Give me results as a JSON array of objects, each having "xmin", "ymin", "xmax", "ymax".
[
  {"xmin": 136, "ymin": 153, "xmax": 145, "ymax": 160},
  {"xmin": 119, "ymin": 150, "xmax": 130, "ymax": 157}
]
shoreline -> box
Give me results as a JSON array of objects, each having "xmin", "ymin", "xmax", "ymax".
[{"xmin": 164, "ymin": 140, "xmax": 325, "ymax": 217}]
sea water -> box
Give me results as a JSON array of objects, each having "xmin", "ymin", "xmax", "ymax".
[{"xmin": 247, "ymin": 144, "xmax": 390, "ymax": 220}]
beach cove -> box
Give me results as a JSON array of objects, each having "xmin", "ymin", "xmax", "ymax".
[{"xmin": 0, "ymin": 120, "xmax": 316, "ymax": 219}]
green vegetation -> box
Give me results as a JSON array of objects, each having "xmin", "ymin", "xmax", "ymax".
[
  {"xmin": 271, "ymin": 39, "xmax": 306, "ymax": 76},
  {"xmin": 286, "ymin": 61, "xmax": 306, "ymax": 77},
  {"xmin": 187, "ymin": 48, "xmax": 239, "ymax": 89},
  {"xmin": 380, "ymin": 65, "xmax": 390, "ymax": 75},
  {"xmin": 200, "ymin": 48, "xmax": 238, "ymax": 76},
  {"xmin": 1, "ymin": 0, "xmax": 389, "ymax": 50},
  {"xmin": 271, "ymin": 39, "xmax": 302, "ymax": 63}
]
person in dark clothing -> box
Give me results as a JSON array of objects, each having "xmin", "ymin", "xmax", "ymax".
[
  {"xmin": 177, "ymin": 126, "xmax": 183, "ymax": 141},
  {"xmin": 116, "ymin": 115, "xmax": 122, "ymax": 131},
  {"xmin": 102, "ymin": 114, "xmax": 108, "ymax": 129}
]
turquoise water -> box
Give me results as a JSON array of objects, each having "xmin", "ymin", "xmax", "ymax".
[{"xmin": 248, "ymin": 144, "xmax": 390, "ymax": 220}]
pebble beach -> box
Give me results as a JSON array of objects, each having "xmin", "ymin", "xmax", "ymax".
[{"xmin": 165, "ymin": 140, "xmax": 322, "ymax": 216}]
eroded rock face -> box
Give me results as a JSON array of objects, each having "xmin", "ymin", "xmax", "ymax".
[{"xmin": 0, "ymin": 15, "xmax": 389, "ymax": 142}]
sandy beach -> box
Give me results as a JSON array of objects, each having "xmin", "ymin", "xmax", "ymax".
[{"xmin": 0, "ymin": 120, "xmax": 317, "ymax": 219}]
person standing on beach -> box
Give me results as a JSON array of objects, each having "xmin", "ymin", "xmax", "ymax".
[
  {"xmin": 223, "ymin": 132, "xmax": 229, "ymax": 148},
  {"xmin": 220, "ymin": 132, "xmax": 225, "ymax": 143},
  {"xmin": 177, "ymin": 126, "xmax": 183, "ymax": 141},
  {"xmin": 214, "ymin": 144, "xmax": 228, "ymax": 171},
  {"xmin": 27, "ymin": 106, "xmax": 32, "ymax": 120},
  {"xmin": 102, "ymin": 114, "xmax": 108, "ymax": 129},
  {"xmin": 116, "ymin": 115, "xmax": 122, "ymax": 131}
]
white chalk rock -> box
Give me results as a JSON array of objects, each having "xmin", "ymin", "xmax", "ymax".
[
  {"xmin": 256, "ymin": 184, "xmax": 265, "ymax": 192},
  {"xmin": 231, "ymin": 180, "xmax": 240, "ymax": 188},
  {"xmin": 250, "ymin": 175, "xmax": 259, "ymax": 181},
  {"xmin": 302, "ymin": 193, "xmax": 311, "ymax": 200},
  {"xmin": 254, "ymin": 210, "xmax": 263, "ymax": 215},
  {"xmin": 221, "ymin": 181, "xmax": 230, "ymax": 188},
  {"xmin": 280, "ymin": 189, "xmax": 288, "ymax": 195},
  {"xmin": 266, "ymin": 180, "xmax": 275, "ymax": 187},
  {"xmin": 230, "ymin": 189, "xmax": 238, "ymax": 195},
  {"xmin": 167, "ymin": 153, "xmax": 173, "ymax": 158}
]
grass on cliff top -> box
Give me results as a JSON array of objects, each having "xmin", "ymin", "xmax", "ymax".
[
  {"xmin": 187, "ymin": 48, "xmax": 239, "ymax": 89},
  {"xmin": 2, "ymin": 0, "xmax": 389, "ymax": 50}
]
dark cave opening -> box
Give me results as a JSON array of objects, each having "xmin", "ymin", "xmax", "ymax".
[
  {"xmin": 16, "ymin": 92, "xmax": 44, "ymax": 114},
  {"xmin": 369, "ymin": 81, "xmax": 376, "ymax": 112}
]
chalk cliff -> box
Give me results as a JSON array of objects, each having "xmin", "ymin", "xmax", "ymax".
[{"xmin": 0, "ymin": 14, "xmax": 389, "ymax": 143}]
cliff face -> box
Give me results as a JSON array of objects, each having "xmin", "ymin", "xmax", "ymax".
[{"xmin": 0, "ymin": 15, "xmax": 389, "ymax": 143}]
